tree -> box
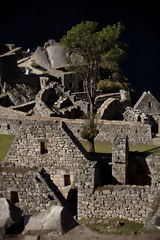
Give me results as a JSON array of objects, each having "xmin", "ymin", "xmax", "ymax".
[
  {"xmin": 61, "ymin": 21, "xmax": 126, "ymax": 115},
  {"xmin": 80, "ymin": 112, "xmax": 98, "ymax": 152}
]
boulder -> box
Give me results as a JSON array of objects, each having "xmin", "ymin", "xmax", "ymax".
[
  {"xmin": 0, "ymin": 198, "xmax": 23, "ymax": 229},
  {"xmin": 23, "ymin": 205, "xmax": 78, "ymax": 236},
  {"xmin": 35, "ymin": 46, "xmax": 51, "ymax": 70}
]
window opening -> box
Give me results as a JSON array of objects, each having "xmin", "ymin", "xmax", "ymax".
[
  {"xmin": 64, "ymin": 175, "xmax": 71, "ymax": 186},
  {"xmin": 10, "ymin": 191, "xmax": 19, "ymax": 204},
  {"xmin": 7, "ymin": 124, "xmax": 10, "ymax": 130},
  {"xmin": 40, "ymin": 142, "xmax": 48, "ymax": 154},
  {"xmin": 148, "ymin": 102, "xmax": 152, "ymax": 108}
]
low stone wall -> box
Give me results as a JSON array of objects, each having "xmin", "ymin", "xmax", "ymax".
[
  {"xmin": 78, "ymin": 185, "xmax": 155, "ymax": 223},
  {"xmin": 0, "ymin": 116, "xmax": 152, "ymax": 144},
  {"xmin": 66, "ymin": 119, "xmax": 152, "ymax": 144},
  {"xmin": 77, "ymin": 160, "xmax": 157, "ymax": 223}
]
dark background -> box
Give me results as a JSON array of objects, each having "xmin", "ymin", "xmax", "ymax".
[{"xmin": 0, "ymin": 0, "xmax": 160, "ymax": 102}]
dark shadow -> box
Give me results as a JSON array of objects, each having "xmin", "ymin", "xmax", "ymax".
[
  {"xmin": 61, "ymin": 207, "xmax": 79, "ymax": 234},
  {"xmin": 62, "ymin": 121, "xmax": 91, "ymax": 161},
  {"xmin": 24, "ymin": 215, "xmax": 31, "ymax": 227},
  {"xmin": 126, "ymin": 152, "xmax": 151, "ymax": 186},
  {"xmin": 6, "ymin": 200, "xmax": 24, "ymax": 234},
  {"xmin": 67, "ymin": 188, "xmax": 78, "ymax": 216},
  {"xmin": 143, "ymin": 146, "xmax": 160, "ymax": 153},
  {"xmin": 39, "ymin": 168, "xmax": 70, "ymax": 209},
  {"xmin": 91, "ymin": 152, "xmax": 122, "ymax": 185}
]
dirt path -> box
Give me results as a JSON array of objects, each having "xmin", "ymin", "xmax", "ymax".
[{"xmin": 40, "ymin": 225, "xmax": 160, "ymax": 240}]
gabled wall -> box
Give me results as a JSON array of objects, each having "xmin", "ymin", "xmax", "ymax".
[{"xmin": 134, "ymin": 91, "xmax": 160, "ymax": 116}]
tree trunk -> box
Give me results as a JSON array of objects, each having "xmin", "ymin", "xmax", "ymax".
[
  {"xmin": 88, "ymin": 138, "xmax": 95, "ymax": 152},
  {"xmin": 89, "ymin": 101, "xmax": 94, "ymax": 116}
]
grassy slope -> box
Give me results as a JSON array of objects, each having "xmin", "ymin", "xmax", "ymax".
[
  {"xmin": 80, "ymin": 140, "xmax": 160, "ymax": 153},
  {"xmin": 0, "ymin": 134, "xmax": 15, "ymax": 163}
]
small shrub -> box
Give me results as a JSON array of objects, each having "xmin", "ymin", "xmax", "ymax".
[
  {"xmin": 30, "ymin": 61, "xmax": 39, "ymax": 69},
  {"xmin": 97, "ymin": 79, "xmax": 131, "ymax": 93}
]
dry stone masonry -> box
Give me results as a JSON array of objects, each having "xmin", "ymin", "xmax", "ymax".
[{"xmin": 112, "ymin": 136, "xmax": 129, "ymax": 184}]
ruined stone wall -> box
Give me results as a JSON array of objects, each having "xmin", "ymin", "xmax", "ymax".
[
  {"xmin": 77, "ymin": 161, "xmax": 157, "ymax": 223},
  {"xmin": 0, "ymin": 168, "xmax": 65, "ymax": 214},
  {"xmin": 112, "ymin": 136, "xmax": 129, "ymax": 184},
  {"xmin": 0, "ymin": 116, "xmax": 152, "ymax": 144},
  {"xmin": 134, "ymin": 91, "xmax": 160, "ymax": 116},
  {"xmin": 0, "ymin": 117, "xmax": 23, "ymax": 135},
  {"xmin": 146, "ymin": 153, "xmax": 160, "ymax": 186},
  {"xmin": 66, "ymin": 119, "xmax": 152, "ymax": 144},
  {"xmin": 0, "ymin": 118, "xmax": 89, "ymax": 189}
]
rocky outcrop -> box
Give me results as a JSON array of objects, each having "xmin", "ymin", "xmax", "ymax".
[
  {"xmin": 35, "ymin": 40, "xmax": 66, "ymax": 70},
  {"xmin": 23, "ymin": 206, "xmax": 78, "ymax": 236}
]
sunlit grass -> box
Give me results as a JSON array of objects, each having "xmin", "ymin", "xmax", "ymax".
[
  {"xmin": 0, "ymin": 134, "xmax": 15, "ymax": 163},
  {"xmin": 80, "ymin": 140, "xmax": 160, "ymax": 153},
  {"xmin": 78, "ymin": 218, "xmax": 144, "ymax": 235}
]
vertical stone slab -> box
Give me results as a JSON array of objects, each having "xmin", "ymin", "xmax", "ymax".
[{"xmin": 112, "ymin": 135, "xmax": 129, "ymax": 184}]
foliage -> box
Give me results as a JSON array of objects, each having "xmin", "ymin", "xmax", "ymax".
[
  {"xmin": 97, "ymin": 79, "xmax": 131, "ymax": 93},
  {"xmin": 0, "ymin": 134, "xmax": 15, "ymax": 163},
  {"xmin": 61, "ymin": 21, "xmax": 126, "ymax": 113},
  {"xmin": 30, "ymin": 61, "xmax": 39, "ymax": 69},
  {"xmin": 80, "ymin": 112, "xmax": 98, "ymax": 141}
]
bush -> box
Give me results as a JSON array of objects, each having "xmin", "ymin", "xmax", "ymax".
[
  {"xmin": 30, "ymin": 61, "xmax": 39, "ymax": 69},
  {"xmin": 80, "ymin": 112, "xmax": 98, "ymax": 141},
  {"xmin": 97, "ymin": 79, "xmax": 131, "ymax": 93}
]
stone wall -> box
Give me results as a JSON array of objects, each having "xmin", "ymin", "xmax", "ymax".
[
  {"xmin": 134, "ymin": 91, "xmax": 160, "ymax": 117},
  {"xmin": 0, "ymin": 115, "xmax": 158, "ymax": 221},
  {"xmin": 0, "ymin": 117, "xmax": 89, "ymax": 196},
  {"xmin": 0, "ymin": 116, "xmax": 24, "ymax": 134},
  {"xmin": 112, "ymin": 136, "xmax": 129, "ymax": 184},
  {"xmin": 78, "ymin": 185, "xmax": 156, "ymax": 223},
  {"xmin": 0, "ymin": 116, "xmax": 152, "ymax": 144},
  {"xmin": 0, "ymin": 167, "xmax": 67, "ymax": 214},
  {"xmin": 146, "ymin": 153, "xmax": 160, "ymax": 186},
  {"xmin": 77, "ymin": 160, "xmax": 157, "ymax": 223},
  {"xmin": 66, "ymin": 119, "xmax": 152, "ymax": 144}
]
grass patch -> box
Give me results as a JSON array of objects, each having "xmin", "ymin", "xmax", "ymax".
[
  {"xmin": 0, "ymin": 134, "xmax": 15, "ymax": 163},
  {"xmin": 80, "ymin": 140, "xmax": 112, "ymax": 153},
  {"xmin": 78, "ymin": 218, "xmax": 144, "ymax": 235},
  {"xmin": 30, "ymin": 61, "xmax": 39, "ymax": 69},
  {"xmin": 80, "ymin": 140, "xmax": 160, "ymax": 153}
]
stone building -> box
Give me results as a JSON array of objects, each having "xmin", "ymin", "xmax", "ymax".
[
  {"xmin": 0, "ymin": 116, "xmax": 90, "ymax": 215},
  {"xmin": 0, "ymin": 115, "xmax": 159, "ymax": 224},
  {"xmin": 134, "ymin": 91, "xmax": 160, "ymax": 118}
]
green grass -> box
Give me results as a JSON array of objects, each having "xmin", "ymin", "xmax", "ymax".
[
  {"xmin": 0, "ymin": 134, "xmax": 15, "ymax": 163},
  {"xmin": 78, "ymin": 218, "xmax": 144, "ymax": 235},
  {"xmin": 80, "ymin": 140, "xmax": 160, "ymax": 153}
]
